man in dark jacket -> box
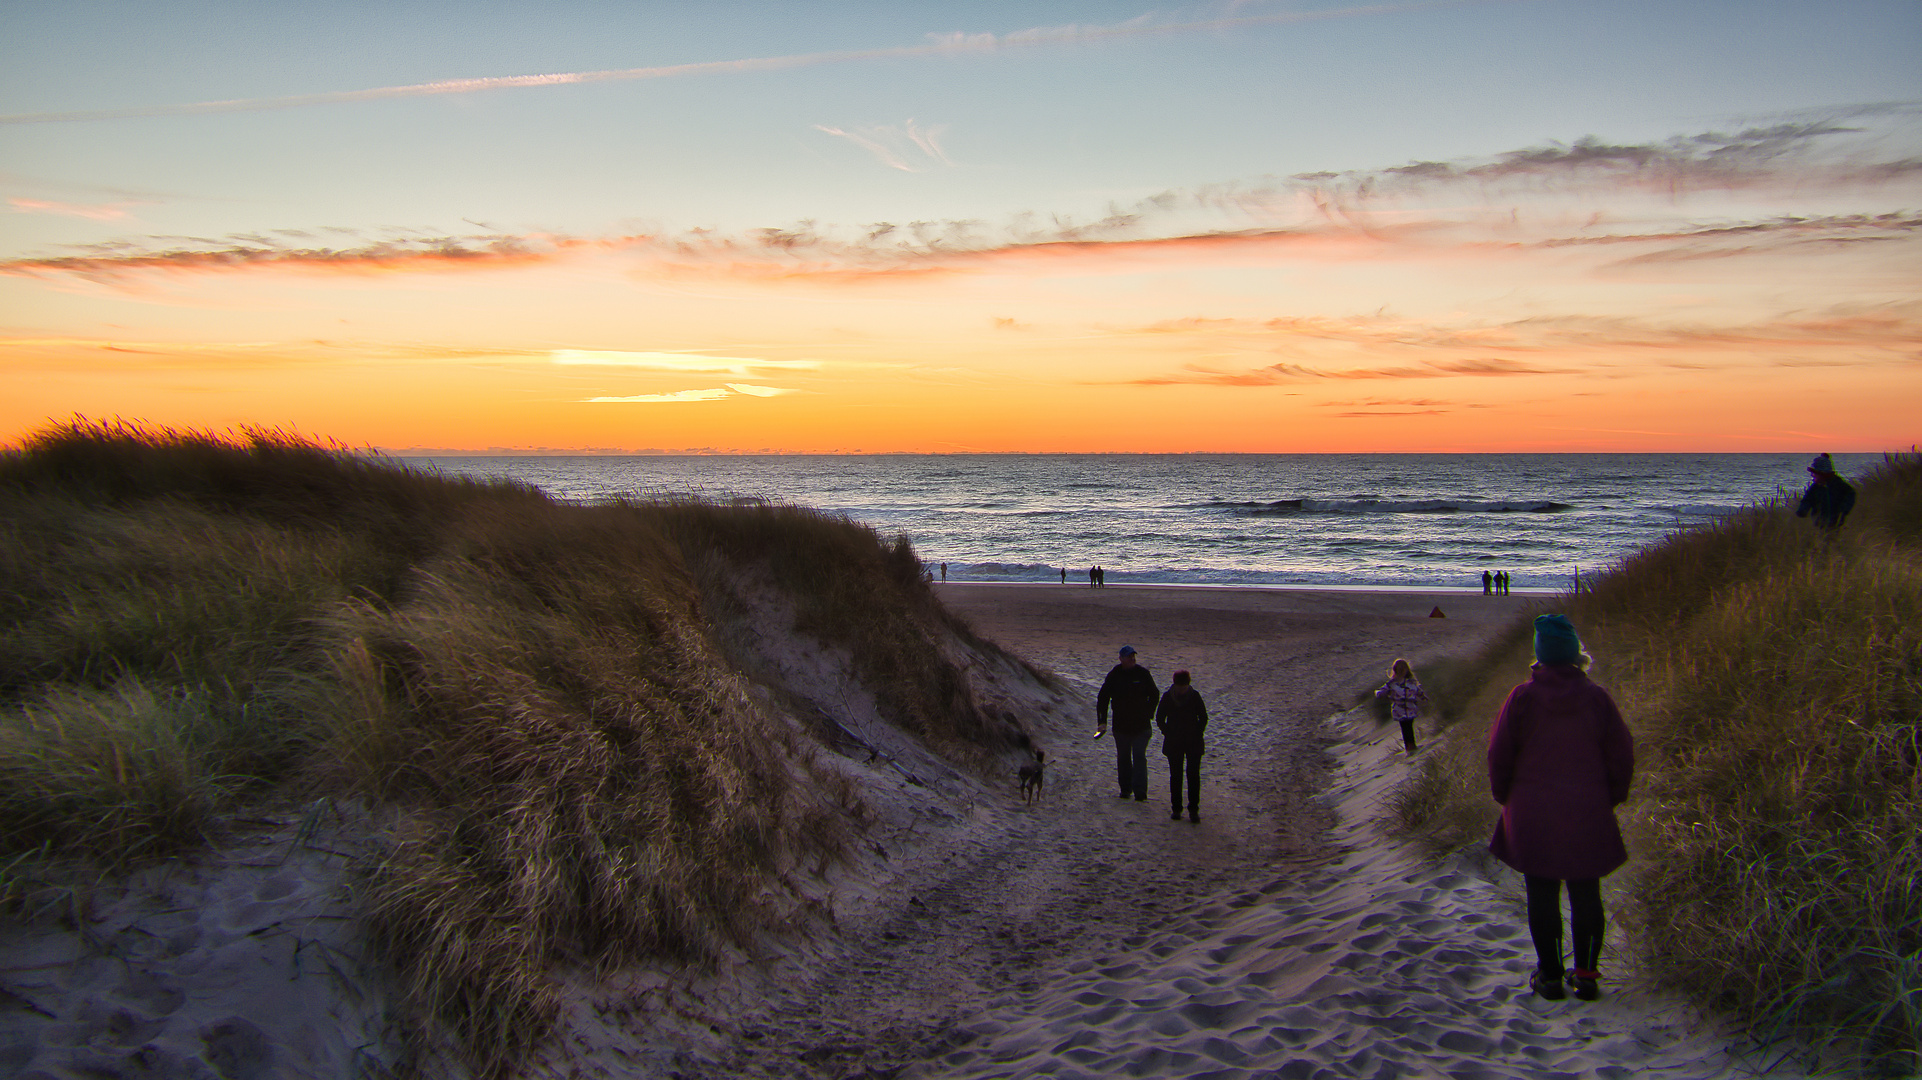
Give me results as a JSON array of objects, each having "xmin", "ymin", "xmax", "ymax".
[
  {"xmin": 1155, "ymin": 670, "xmax": 1209, "ymax": 823},
  {"xmin": 1796, "ymin": 453, "xmax": 1857, "ymax": 531},
  {"xmin": 1096, "ymin": 645, "xmax": 1159, "ymax": 800}
]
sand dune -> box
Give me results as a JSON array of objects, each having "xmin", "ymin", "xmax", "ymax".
[{"xmin": 1, "ymin": 584, "xmax": 1804, "ymax": 1078}]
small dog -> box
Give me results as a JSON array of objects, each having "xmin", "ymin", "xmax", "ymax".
[{"xmin": 1017, "ymin": 749, "xmax": 1047, "ymax": 805}]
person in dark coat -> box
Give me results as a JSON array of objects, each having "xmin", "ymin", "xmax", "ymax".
[
  {"xmin": 1155, "ymin": 670, "xmax": 1210, "ymax": 823},
  {"xmin": 1488, "ymin": 614, "xmax": 1635, "ymax": 1002},
  {"xmin": 1096, "ymin": 645, "xmax": 1159, "ymax": 801},
  {"xmin": 1795, "ymin": 453, "xmax": 1857, "ymax": 531}
]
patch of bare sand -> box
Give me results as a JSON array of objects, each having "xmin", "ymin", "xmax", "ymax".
[{"xmin": 543, "ymin": 584, "xmax": 1799, "ymax": 1079}]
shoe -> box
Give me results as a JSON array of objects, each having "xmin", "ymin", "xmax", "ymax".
[
  {"xmin": 1134, "ymin": 796, "xmax": 1147, "ymax": 802},
  {"xmin": 1530, "ymin": 970, "xmax": 1567, "ymax": 1001},
  {"xmin": 1569, "ymin": 969, "xmax": 1600, "ymax": 1000},
  {"xmin": 1119, "ymin": 792, "xmax": 1132, "ymax": 799},
  {"xmin": 1188, "ymin": 809, "xmax": 1199, "ymax": 823},
  {"xmin": 1171, "ymin": 808, "xmax": 1183, "ymax": 820}
]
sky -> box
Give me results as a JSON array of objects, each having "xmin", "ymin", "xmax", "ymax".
[{"xmin": 2, "ymin": 0, "xmax": 1919, "ymax": 454}]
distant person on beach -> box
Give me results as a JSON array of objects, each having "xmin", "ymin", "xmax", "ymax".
[
  {"xmin": 1061, "ymin": 567, "xmax": 1067, "ymax": 585},
  {"xmin": 1482, "ymin": 570, "xmax": 1493, "ymax": 595},
  {"xmin": 1499, "ymin": 571, "xmax": 1510, "ymax": 596},
  {"xmin": 1155, "ymin": 669, "xmax": 1210, "ymax": 822},
  {"xmin": 1096, "ymin": 645, "xmax": 1159, "ymax": 801},
  {"xmin": 940, "ymin": 563, "xmax": 947, "ymax": 582},
  {"xmin": 1488, "ymin": 614, "xmax": 1635, "ymax": 1003},
  {"xmin": 1796, "ymin": 454, "xmax": 1857, "ymax": 531},
  {"xmin": 1374, "ymin": 659, "xmax": 1428, "ymax": 753},
  {"xmin": 1089, "ymin": 566, "xmax": 1097, "ymax": 588}
]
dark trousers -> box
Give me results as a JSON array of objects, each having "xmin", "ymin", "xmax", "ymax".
[
  {"xmin": 1396, "ymin": 718, "xmax": 1418, "ymax": 752},
  {"xmin": 1114, "ymin": 729, "xmax": 1150, "ymax": 797},
  {"xmin": 1167, "ymin": 748, "xmax": 1201, "ymax": 811},
  {"xmin": 1525, "ymin": 875, "xmax": 1605, "ymax": 977}
]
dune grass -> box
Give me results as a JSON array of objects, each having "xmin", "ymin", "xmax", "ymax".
[
  {"xmin": 0, "ymin": 420, "xmax": 1027, "ymax": 1075},
  {"xmin": 1391, "ymin": 452, "xmax": 1922, "ymax": 1076}
]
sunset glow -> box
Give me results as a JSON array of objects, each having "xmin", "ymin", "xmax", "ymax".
[{"xmin": 4, "ymin": 1, "xmax": 1918, "ymax": 453}]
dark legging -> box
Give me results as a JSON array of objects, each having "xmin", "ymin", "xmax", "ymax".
[
  {"xmin": 1397, "ymin": 718, "xmax": 1418, "ymax": 752},
  {"xmin": 1114, "ymin": 730, "xmax": 1150, "ymax": 798},
  {"xmin": 1167, "ymin": 748, "xmax": 1201, "ymax": 812},
  {"xmin": 1524, "ymin": 875, "xmax": 1604, "ymax": 977}
]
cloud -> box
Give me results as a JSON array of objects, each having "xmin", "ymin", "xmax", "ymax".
[
  {"xmin": 814, "ymin": 120, "xmax": 952, "ymax": 172},
  {"xmin": 550, "ymin": 350, "xmax": 819, "ymax": 374},
  {"xmin": 7, "ymin": 109, "xmax": 1914, "ymax": 290},
  {"xmin": 584, "ymin": 383, "xmax": 798, "ymax": 403},
  {"xmin": 585, "ymin": 388, "xmax": 735, "ymax": 404},
  {"xmin": 0, "ymin": 231, "xmax": 577, "ymax": 282},
  {"xmin": 2, "ymin": 0, "xmax": 1496, "ymax": 125},
  {"xmin": 8, "ymin": 197, "xmax": 136, "ymax": 221}
]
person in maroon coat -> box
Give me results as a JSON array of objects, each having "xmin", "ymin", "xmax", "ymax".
[{"xmin": 1488, "ymin": 614, "xmax": 1635, "ymax": 1002}]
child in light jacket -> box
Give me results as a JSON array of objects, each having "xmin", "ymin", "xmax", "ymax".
[{"xmin": 1376, "ymin": 658, "xmax": 1428, "ymax": 753}]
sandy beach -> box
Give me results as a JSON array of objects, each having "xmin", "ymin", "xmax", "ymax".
[{"xmin": 2, "ymin": 583, "xmax": 1801, "ymax": 1078}]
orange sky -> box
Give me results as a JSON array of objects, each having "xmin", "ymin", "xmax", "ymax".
[{"xmin": 6, "ymin": 202, "xmax": 1917, "ymax": 453}]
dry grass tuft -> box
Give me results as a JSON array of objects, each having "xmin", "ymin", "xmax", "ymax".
[
  {"xmin": 1392, "ymin": 451, "xmax": 1921, "ymax": 1074},
  {"xmin": 0, "ymin": 420, "xmax": 1024, "ymax": 1076}
]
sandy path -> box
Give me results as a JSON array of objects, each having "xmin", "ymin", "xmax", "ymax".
[
  {"xmin": 2, "ymin": 585, "xmax": 1797, "ymax": 1079},
  {"xmin": 555, "ymin": 584, "xmax": 1795, "ymax": 1079}
]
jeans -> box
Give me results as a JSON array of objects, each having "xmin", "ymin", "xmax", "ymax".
[
  {"xmin": 1114, "ymin": 729, "xmax": 1150, "ymax": 797},
  {"xmin": 1397, "ymin": 718, "xmax": 1418, "ymax": 752},
  {"xmin": 1168, "ymin": 747, "xmax": 1202, "ymax": 811},
  {"xmin": 1525, "ymin": 875, "xmax": 1605, "ymax": 977}
]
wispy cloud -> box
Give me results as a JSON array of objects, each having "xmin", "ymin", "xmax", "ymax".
[
  {"xmin": 1, "ymin": 0, "xmax": 1499, "ymax": 125},
  {"xmin": 550, "ymin": 350, "xmax": 819, "ymax": 374},
  {"xmin": 8, "ymin": 197, "xmax": 137, "ymax": 221},
  {"xmin": 584, "ymin": 383, "xmax": 799, "ymax": 403},
  {"xmin": 814, "ymin": 119, "xmax": 953, "ymax": 172},
  {"xmin": 1118, "ymin": 303, "xmax": 1922, "ymax": 387},
  {"xmin": 0, "ymin": 231, "xmax": 576, "ymax": 281},
  {"xmin": 6, "ymin": 111, "xmax": 1914, "ymax": 287}
]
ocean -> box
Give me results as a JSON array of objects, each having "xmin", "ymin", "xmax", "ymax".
[{"xmin": 403, "ymin": 453, "xmax": 1880, "ymax": 592}]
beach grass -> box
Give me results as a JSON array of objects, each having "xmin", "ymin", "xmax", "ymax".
[
  {"xmin": 1392, "ymin": 451, "xmax": 1922, "ymax": 1075},
  {"xmin": 0, "ymin": 420, "xmax": 1026, "ymax": 1075}
]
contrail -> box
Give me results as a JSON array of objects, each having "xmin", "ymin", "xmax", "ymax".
[{"xmin": 1, "ymin": 0, "xmax": 1509, "ymax": 125}]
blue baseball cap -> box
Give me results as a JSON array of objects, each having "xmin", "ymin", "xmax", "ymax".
[{"xmin": 1118, "ymin": 645, "xmax": 1137, "ymax": 656}]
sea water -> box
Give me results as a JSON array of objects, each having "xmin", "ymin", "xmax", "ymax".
[{"xmin": 405, "ymin": 453, "xmax": 1881, "ymax": 591}]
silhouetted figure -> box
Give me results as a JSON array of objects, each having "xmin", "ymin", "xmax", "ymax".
[
  {"xmin": 1482, "ymin": 570, "xmax": 1494, "ymax": 595},
  {"xmin": 1096, "ymin": 646, "xmax": 1159, "ymax": 801},
  {"xmin": 1156, "ymin": 670, "xmax": 1209, "ymax": 822},
  {"xmin": 1489, "ymin": 615, "xmax": 1635, "ymax": 1003},
  {"xmin": 940, "ymin": 563, "xmax": 947, "ymax": 582},
  {"xmin": 1061, "ymin": 567, "xmax": 1067, "ymax": 585},
  {"xmin": 1796, "ymin": 453, "xmax": 1856, "ymax": 531}
]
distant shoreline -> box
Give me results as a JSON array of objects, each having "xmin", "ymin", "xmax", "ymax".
[{"xmin": 935, "ymin": 580, "xmax": 1560, "ymax": 597}]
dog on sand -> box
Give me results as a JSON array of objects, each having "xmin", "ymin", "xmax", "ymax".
[{"xmin": 1018, "ymin": 749, "xmax": 1047, "ymax": 804}]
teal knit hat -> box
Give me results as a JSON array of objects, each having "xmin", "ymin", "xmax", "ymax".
[{"xmin": 1533, "ymin": 614, "xmax": 1582, "ymax": 666}]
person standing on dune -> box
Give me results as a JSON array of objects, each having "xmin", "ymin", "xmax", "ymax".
[
  {"xmin": 1796, "ymin": 453, "xmax": 1856, "ymax": 532},
  {"xmin": 1488, "ymin": 615, "xmax": 1635, "ymax": 1002},
  {"xmin": 1156, "ymin": 669, "xmax": 1209, "ymax": 823},
  {"xmin": 1096, "ymin": 645, "xmax": 1159, "ymax": 801}
]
